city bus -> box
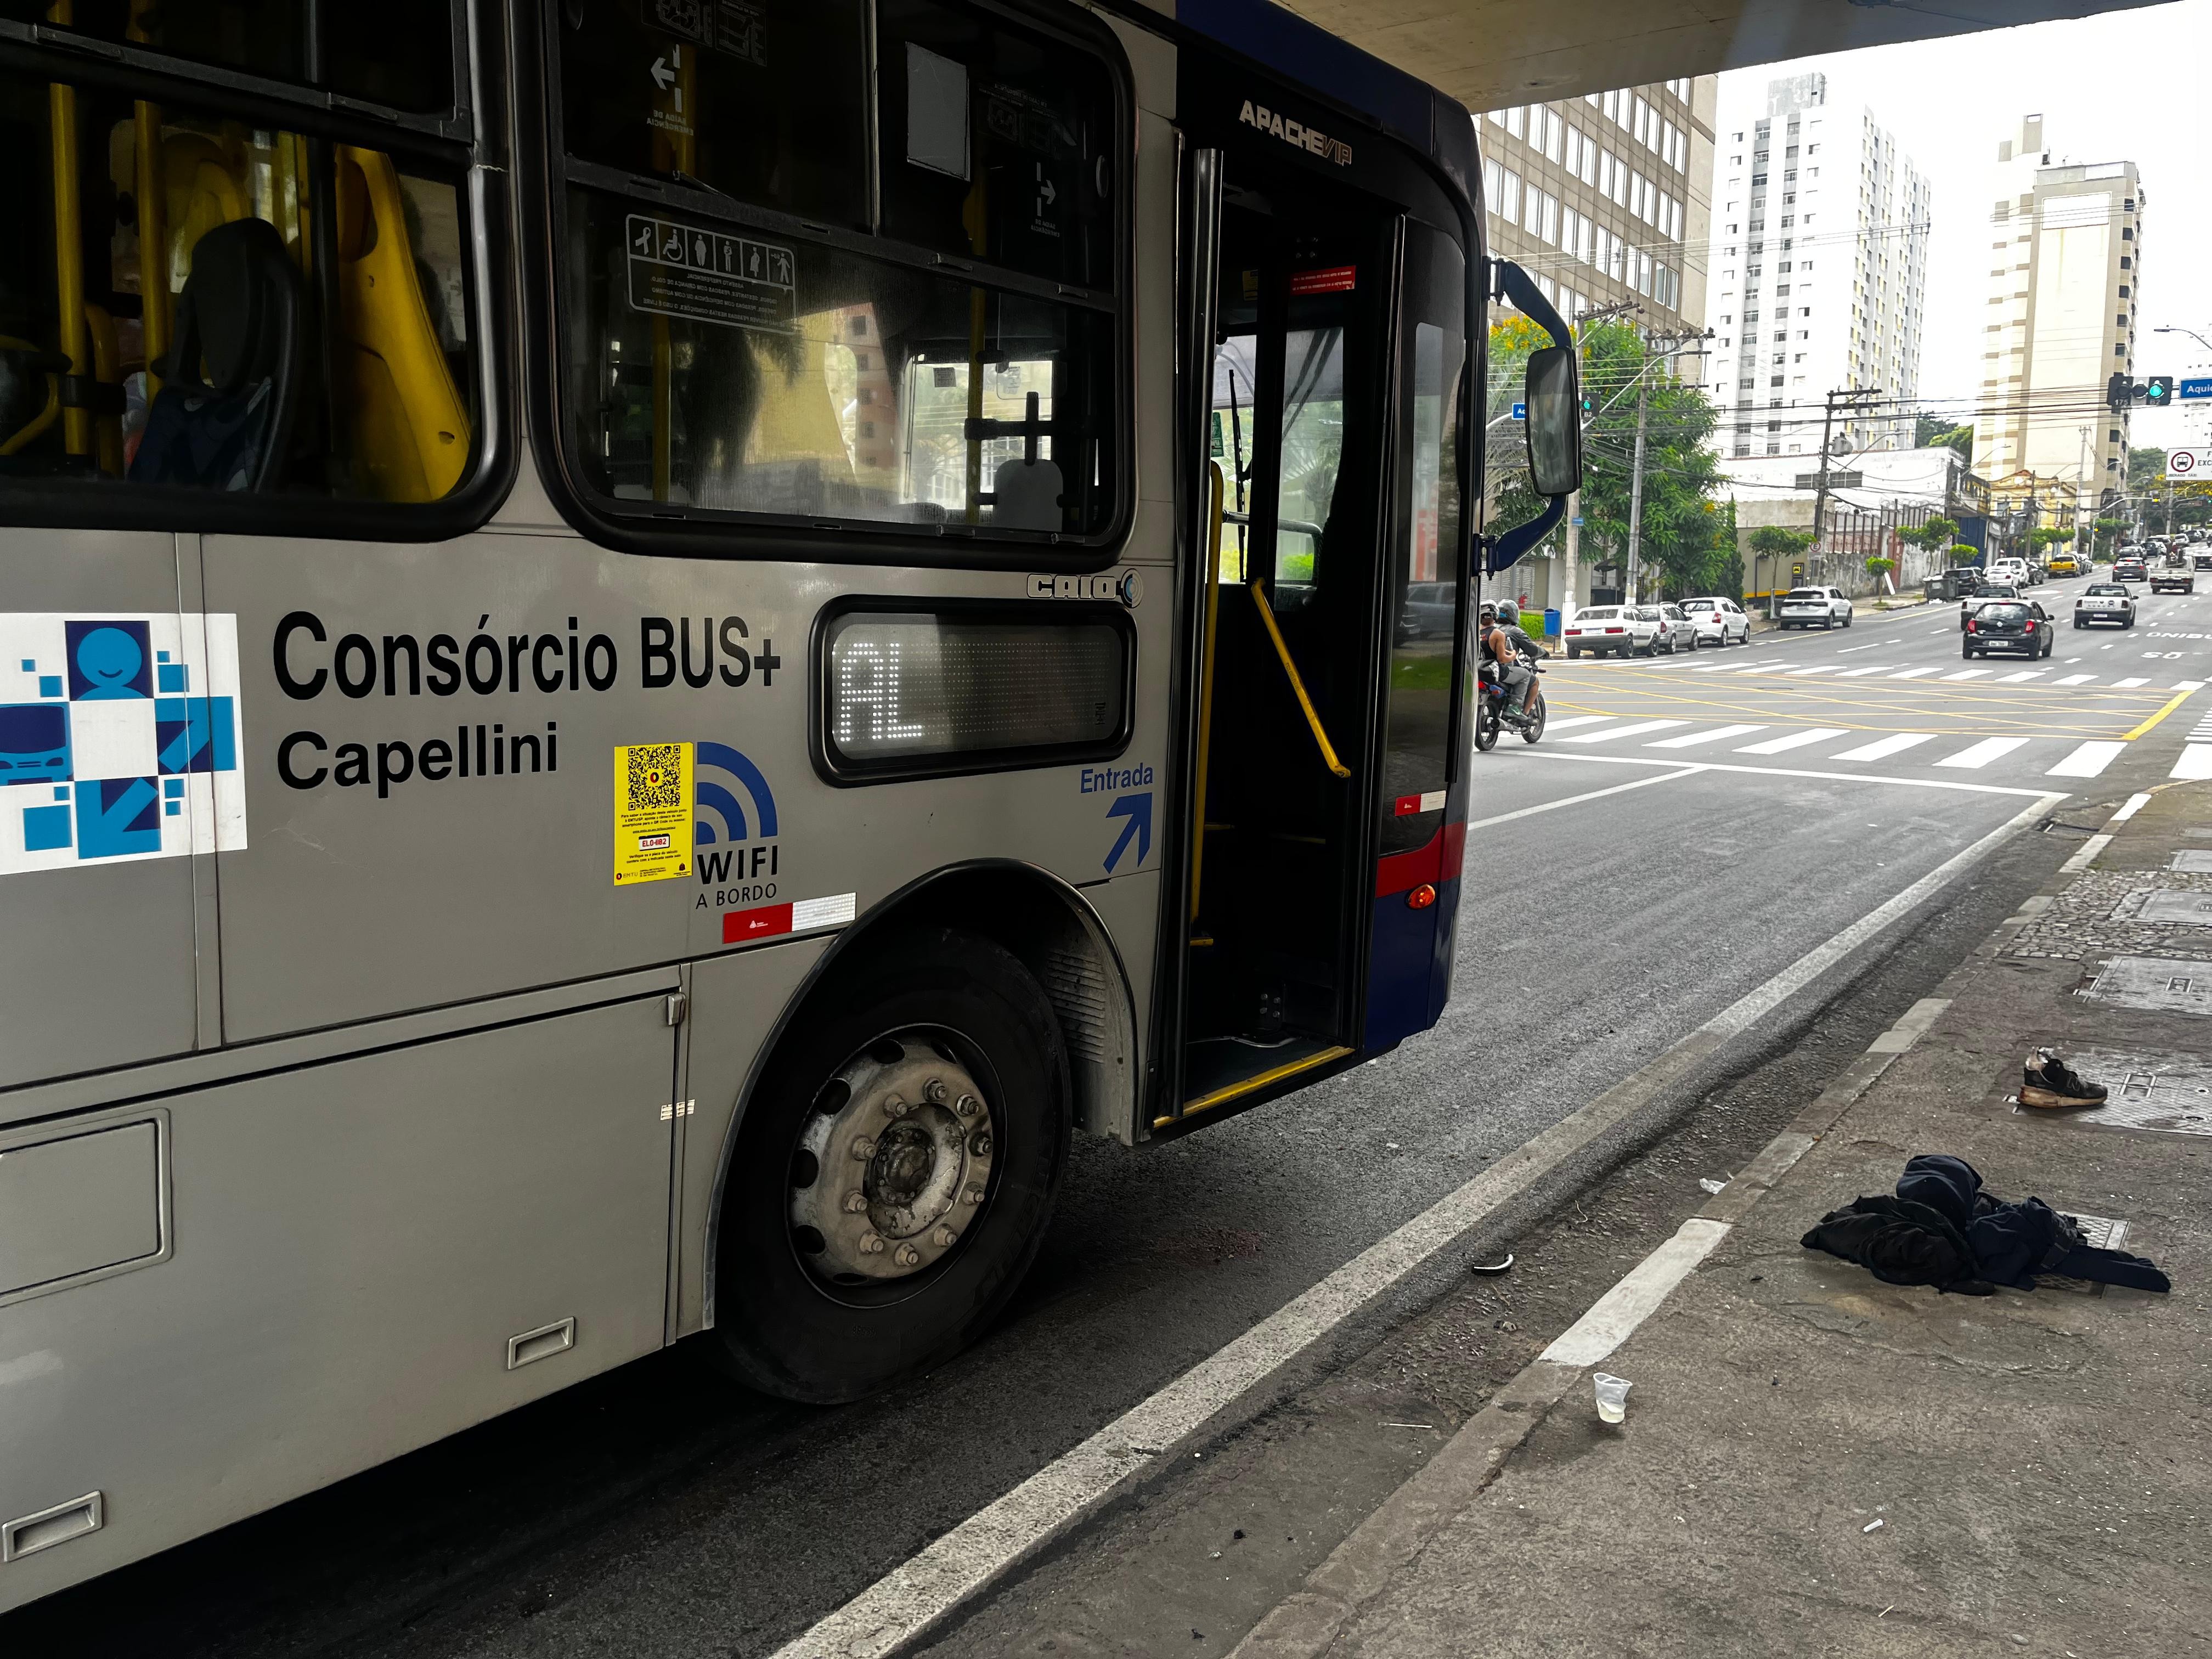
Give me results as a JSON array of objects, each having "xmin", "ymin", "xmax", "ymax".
[{"xmin": 0, "ymin": 0, "xmax": 1577, "ymax": 1605}]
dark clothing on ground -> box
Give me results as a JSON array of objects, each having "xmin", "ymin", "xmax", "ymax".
[{"xmin": 1802, "ymin": 1154, "xmax": 2170, "ymax": 1295}]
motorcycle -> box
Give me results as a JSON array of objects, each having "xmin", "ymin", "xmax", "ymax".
[{"xmin": 1473, "ymin": 656, "xmax": 1546, "ymax": 751}]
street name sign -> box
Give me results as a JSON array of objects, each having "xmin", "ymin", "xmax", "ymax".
[{"xmin": 2180, "ymin": 377, "xmax": 2212, "ymax": 402}]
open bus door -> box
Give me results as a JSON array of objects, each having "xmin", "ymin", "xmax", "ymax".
[{"xmin": 1156, "ymin": 138, "xmax": 1579, "ymax": 1133}]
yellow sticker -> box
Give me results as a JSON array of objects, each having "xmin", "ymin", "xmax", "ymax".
[{"xmin": 613, "ymin": 742, "xmax": 693, "ymax": 885}]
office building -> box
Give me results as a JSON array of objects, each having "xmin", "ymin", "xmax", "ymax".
[
  {"xmin": 1478, "ymin": 76, "xmax": 1718, "ymax": 333},
  {"xmin": 1971, "ymin": 115, "xmax": 2144, "ymax": 524},
  {"xmin": 1705, "ymin": 73, "xmax": 1931, "ymax": 460}
]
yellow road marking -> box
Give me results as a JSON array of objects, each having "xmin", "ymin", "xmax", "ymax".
[{"xmin": 2123, "ymin": 688, "xmax": 2197, "ymax": 741}]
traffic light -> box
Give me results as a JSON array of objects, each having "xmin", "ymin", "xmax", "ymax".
[
  {"xmin": 2145, "ymin": 375, "xmax": 2174, "ymax": 408},
  {"xmin": 2108, "ymin": 372, "xmax": 2133, "ymax": 411}
]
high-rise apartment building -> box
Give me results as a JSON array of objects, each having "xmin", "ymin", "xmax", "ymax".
[
  {"xmin": 1705, "ymin": 74, "xmax": 1930, "ymax": 459},
  {"xmin": 1971, "ymin": 115, "xmax": 2143, "ymax": 516},
  {"xmin": 1478, "ymin": 76, "xmax": 1718, "ymax": 334}
]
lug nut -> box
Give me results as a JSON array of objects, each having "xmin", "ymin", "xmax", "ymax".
[
  {"xmin": 968, "ymin": 1131, "xmax": 992, "ymax": 1157},
  {"xmin": 933, "ymin": 1226, "xmax": 958, "ymax": 1247},
  {"xmin": 843, "ymin": 1192, "xmax": 868, "ymax": 1214},
  {"xmin": 963, "ymin": 1184, "xmax": 986, "ymax": 1206},
  {"xmin": 894, "ymin": 1243, "xmax": 921, "ymax": 1267},
  {"xmin": 924, "ymin": 1078, "xmax": 949, "ymax": 1103},
  {"xmin": 955, "ymin": 1093, "xmax": 980, "ymax": 1118},
  {"xmin": 860, "ymin": 1232, "xmax": 886, "ymax": 1254},
  {"xmin": 851, "ymin": 1136, "xmax": 877, "ymax": 1160},
  {"xmin": 882, "ymin": 1094, "xmax": 908, "ymax": 1118}
]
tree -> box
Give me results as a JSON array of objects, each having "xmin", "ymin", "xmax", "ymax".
[
  {"xmin": 1865, "ymin": 554, "xmax": 1895, "ymax": 594},
  {"xmin": 2030, "ymin": 526, "xmax": 2071, "ymax": 550},
  {"xmin": 2090, "ymin": 517, "xmax": 2128, "ymax": 556},
  {"xmin": 1898, "ymin": 517, "xmax": 1959, "ymax": 568},
  {"xmin": 1913, "ymin": 413, "xmax": 1974, "ymax": 462}
]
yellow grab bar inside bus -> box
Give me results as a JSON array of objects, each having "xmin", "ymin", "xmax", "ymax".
[{"xmin": 1248, "ymin": 579, "xmax": 1351, "ymax": 780}]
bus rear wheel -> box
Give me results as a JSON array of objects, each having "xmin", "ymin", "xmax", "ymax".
[{"xmin": 710, "ymin": 927, "xmax": 1071, "ymax": 1403}]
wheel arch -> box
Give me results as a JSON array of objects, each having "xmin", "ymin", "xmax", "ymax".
[{"xmin": 698, "ymin": 860, "xmax": 1138, "ymax": 1330}]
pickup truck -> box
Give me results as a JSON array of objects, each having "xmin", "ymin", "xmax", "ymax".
[
  {"xmin": 1959, "ymin": 582, "xmax": 2022, "ymax": 629},
  {"xmin": 2151, "ymin": 557, "xmax": 2195, "ymax": 595}
]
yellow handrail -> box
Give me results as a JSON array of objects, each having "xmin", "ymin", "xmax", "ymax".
[{"xmin": 1248, "ymin": 579, "xmax": 1351, "ymax": 779}]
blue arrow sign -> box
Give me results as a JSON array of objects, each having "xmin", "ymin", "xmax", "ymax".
[
  {"xmin": 2181, "ymin": 376, "xmax": 2212, "ymax": 402},
  {"xmin": 1104, "ymin": 792, "xmax": 1152, "ymax": 873},
  {"xmin": 1510, "ymin": 402, "xmax": 1527, "ymax": 420}
]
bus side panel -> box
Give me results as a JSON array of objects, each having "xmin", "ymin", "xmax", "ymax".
[
  {"xmin": 1, "ymin": 530, "xmax": 200, "ymax": 1087},
  {"xmin": 0, "ymin": 995, "xmax": 675, "ymax": 1612}
]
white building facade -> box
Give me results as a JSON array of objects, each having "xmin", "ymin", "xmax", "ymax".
[{"xmin": 1706, "ymin": 74, "xmax": 1931, "ymax": 460}]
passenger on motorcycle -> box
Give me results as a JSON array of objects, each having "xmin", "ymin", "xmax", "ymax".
[
  {"xmin": 1493, "ymin": 599, "xmax": 1548, "ymax": 716},
  {"xmin": 1480, "ymin": 602, "xmax": 1535, "ymax": 729}
]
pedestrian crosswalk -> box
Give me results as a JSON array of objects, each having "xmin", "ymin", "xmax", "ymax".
[
  {"xmin": 1677, "ymin": 661, "xmax": 2193, "ymax": 691},
  {"xmin": 1528, "ymin": 717, "xmax": 2159, "ymax": 780}
]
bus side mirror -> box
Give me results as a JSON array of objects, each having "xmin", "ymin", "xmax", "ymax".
[{"xmin": 1523, "ymin": 346, "xmax": 1582, "ymax": 498}]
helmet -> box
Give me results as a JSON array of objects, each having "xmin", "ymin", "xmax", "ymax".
[
  {"xmin": 1495, "ymin": 599, "xmax": 1520, "ymax": 627},
  {"xmin": 1477, "ymin": 600, "xmax": 1498, "ymax": 621}
]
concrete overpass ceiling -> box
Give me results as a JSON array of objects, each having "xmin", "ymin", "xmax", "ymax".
[{"xmin": 1276, "ymin": 1, "xmax": 2175, "ymax": 111}]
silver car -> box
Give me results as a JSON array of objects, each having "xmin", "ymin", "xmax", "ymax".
[
  {"xmin": 1644, "ymin": 603, "xmax": 1698, "ymax": 655},
  {"xmin": 2074, "ymin": 582, "xmax": 2136, "ymax": 629}
]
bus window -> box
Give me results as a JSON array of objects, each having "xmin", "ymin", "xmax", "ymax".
[
  {"xmin": 549, "ymin": 0, "xmax": 1126, "ymax": 547},
  {"xmin": 562, "ymin": 191, "xmax": 1113, "ymax": 531},
  {"xmin": 0, "ymin": 63, "xmax": 478, "ymax": 503},
  {"xmin": 0, "ymin": 0, "xmax": 458, "ymax": 114},
  {"xmin": 1276, "ymin": 325, "xmax": 1345, "ymax": 600},
  {"xmin": 875, "ymin": 0, "xmax": 1116, "ymax": 289},
  {"xmin": 559, "ymin": 0, "xmax": 870, "ymax": 230}
]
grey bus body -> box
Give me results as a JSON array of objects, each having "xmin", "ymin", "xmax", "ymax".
[{"xmin": 0, "ymin": 0, "xmax": 1578, "ymax": 1607}]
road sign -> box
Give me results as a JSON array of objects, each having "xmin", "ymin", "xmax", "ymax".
[
  {"xmin": 2181, "ymin": 377, "xmax": 2212, "ymax": 402},
  {"xmin": 1510, "ymin": 402, "xmax": 1526, "ymax": 421},
  {"xmin": 2169, "ymin": 449, "xmax": 2204, "ymax": 477}
]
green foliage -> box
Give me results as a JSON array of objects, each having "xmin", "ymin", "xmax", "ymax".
[
  {"xmin": 1865, "ymin": 555, "xmax": 1895, "ymax": 575},
  {"xmin": 1747, "ymin": 524, "xmax": 1813, "ymax": 558},
  {"xmin": 2030, "ymin": 527, "xmax": 2072, "ymax": 549},
  {"xmin": 1948, "ymin": 543, "xmax": 1980, "ymax": 566},
  {"xmin": 2090, "ymin": 516, "xmax": 2129, "ymax": 555},
  {"xmin": 1913, "ymin": 414, "xmax": 1974, "ymax": 462},
  {"xmin": 2128, "ymin": 445, "xmax": 2169, "ymax": 495},
  {"xmin": 1900, "ymin": 516, "xmax": 1959, "ymax": 556}
]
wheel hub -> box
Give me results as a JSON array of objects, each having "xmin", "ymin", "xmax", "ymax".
[{"xmin": 789, "ymin": 1034, "xmax": 996, "ymax": 1283}]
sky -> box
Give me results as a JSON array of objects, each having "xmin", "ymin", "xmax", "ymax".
[{"xmin": 1713, "ymin": 0, "xmax": 2212, "ymax": 453}]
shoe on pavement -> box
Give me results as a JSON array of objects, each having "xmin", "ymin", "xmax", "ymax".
[{"xmin": 2021, "ymin": 1048, "xmax": 2108, "ymax": 1110}]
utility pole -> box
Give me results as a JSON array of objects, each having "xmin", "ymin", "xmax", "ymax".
[
  {"xmin": 1624, "ymin": 379, "xmax": 1650, "ymax": 604},
  {"xmin": 2075, "ymin": 427, "xmax": 2090, "ymax": 551},
  {"xmin": 1810, "ymin": 385, "xmax": 1881, "ymax": 585}
]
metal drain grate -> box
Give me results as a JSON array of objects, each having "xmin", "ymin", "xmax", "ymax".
[
  {"xmin": 2027, "ymin": 1047, "xmax": 2212, "ymax": 1137},
  {"xmin": 2080, "ymin": 957, "xmax": 2212, "ymax": 1015},
  {"xmin": 2137, "ymin": 891, "xmax": 2212, "ymax": 925},
  {"xmin": 2044, "ymin": 1212, "xmax": 2132, "ymax": 1297}
]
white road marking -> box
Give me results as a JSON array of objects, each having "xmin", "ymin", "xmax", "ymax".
[
  {"xmin": 2060, "ymin": 833, "xmax": 2113, "ymax": 873},
  {"xmin": 1835, "ymin": 641, "xmax": 1886, "ymax": 654},
  {"xmin": 2172, "ymin": 746, "xmax": 2212, "ymax": 781},
  {"xmin": 1645, "ymin": 724, "xmax": 1768, "ymax": 749},
  {"xmin": 1786, "ymin": 665, "xmax": 1844, "ymax": 676},
  {"xmin": 1995, "ymin": 670, "xmax": 2047, "ymax": 683},
  {"xmin": 1541, "ymin": 715, "xmax": 1616, "ymax": 731},
  {"xmin": 2178, "ymin": 680, "xmax": 2206, "ymax": 692},
  {"xmin": 1736, "ymin": 727, "xmax": 1849, "ymax": 754},
  {"xmin": 2113, "ymin": 677, "xmax": 2151, "ymax": 688},
  {"xmin": 1835, "ymin": 665, "xmax": 1899, "ymax": 678},
  {"xmin": 1937, "ymin": 737, "xmax": 2031, "ymax": 769},
  {"xmin": 2046, "ymin": 741, "xmax": 2126, "ymax": 778},
  {"xmin": 769, "ymin": 791, "xmax": 2062, "ymax": 1659},
  {"xmin": 2110, "ymin": 792, "xmax": 2153, "ymax": 823},
  {"xmin": 2054, "ymin": 674, "xmax": 2097, "ymax": 685},
  {"xmin": 1540, "ymin": 1216, "xmax": 1735, "ymax": 1368},
  {"xmin": 1559, "ymin": 719, "xmax": 1689, "ymax": 743},
  {"xmin": 1889, "ymin": 666, "xmax": 1942, "ymax": 680},
  {"xmin": 1830, "ymin": 732, "xmax": 1937, "ymax": 763},
  {"xmin": 1941, "ymin": 668, "xmax": 1993, "ymax": 681},
  {"xmin": 1462, "ymin": 768, "xmax": 1701, "ymax": 831}
]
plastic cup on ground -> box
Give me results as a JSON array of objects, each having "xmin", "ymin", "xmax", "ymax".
[{"xmin": 1593, "ymin": 1373, "xmax": 1632, "ymax": 1423}]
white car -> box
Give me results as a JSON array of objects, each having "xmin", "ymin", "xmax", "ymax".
[
  {"xmin": 1679, "ymin": 596, "xmax": 1752, "ymax": 647},
  {"xmin": 1561, "ymin": 605, "xmax": 1658, "ymax": 658},
  {"xmin": 1985, "ymin": 559, "xmax": 2032, "ymax": 588},
  {"xmin": 1644, "ymin": 603, "xmax": 1698, "ymax": 655},
  {"xmin": 1777, "ymin": 586, "xmax": 1854, "ymax": 629}
]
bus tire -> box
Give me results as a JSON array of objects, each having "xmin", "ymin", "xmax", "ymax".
[{"xmin": 709, "ymin": 927, "xmax": 1071, "ymax": 1404}]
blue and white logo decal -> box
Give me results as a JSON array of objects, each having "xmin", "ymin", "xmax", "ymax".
[{"xmin": 0, "ymin": 613, "xmax": 246, "ymax": 874}]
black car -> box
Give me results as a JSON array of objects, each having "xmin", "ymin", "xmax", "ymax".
[{"xmin": 1964, "ymin": 600, "xmax": 2053, "ymax": 659}]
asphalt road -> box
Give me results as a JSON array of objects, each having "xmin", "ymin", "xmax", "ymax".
[{"xmin": 9, "ymin": 574, "xmax": 2205, "ymax": 1659}]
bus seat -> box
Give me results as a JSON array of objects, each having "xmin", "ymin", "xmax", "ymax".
[
  {"xmin": 333, "ymin": 146, "xmax": 471, "ymax": 501},
  {"xmin": 128, "ymin": 217, "xmax": 307, "ymax": 491}
]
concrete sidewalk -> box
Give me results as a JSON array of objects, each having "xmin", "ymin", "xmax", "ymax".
[{"xmin": 1234, "ymin": 785, "xmax": 2212, "ymax": 1659}]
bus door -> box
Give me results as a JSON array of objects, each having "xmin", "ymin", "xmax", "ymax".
[
  {"xmin": 1168, "ymin": 161, "xmax": 1402, "ymax": 1123},
  {"xmin": 1367, "ymin": 221, "xmax": 1469, "ymax": 1049}
]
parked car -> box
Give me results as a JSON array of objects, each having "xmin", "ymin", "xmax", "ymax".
[
  {"xmin": 2044, "ymin": 551, "xmax": 2081, "ymax": 578},
  {"xmin": 1959, "ymin": 580, "xmax": 2020, "ymax": 629},
  {"xmin": 1679, "ymin": 595, "xmax": 1752, "ymax": 647},
  {"xmin": 1396, "ymin": 582, "xmax": 1458, "ymax": 641},
  {"xmin": 1922, "ymin": 568, "xmax": 1980, "ymax": 602},
  {"xmin": 2113, "ymin": 558, "xmax": 2149, "ymax": 584},
  {"xmin": 1643, "ymin": 603, "xmax": 1697, "ymax": 655},
  {"xmin": 2074, "ymin": 582, "xmax": 2136, "ymax": 629},
  {"xmin": 1963, "ymin": 600, "xmax": 2054, "ymax": 659},
  {"xmin": 1777, "ymin": 586, "xmax": 1854, "ymax": 629},
  {"xmin": 2151, "ymin": 561, "xmax": 2195, "ymax": 595},
  {"xmin": 1561, "ymin": 605, "xmax": 1658, "ymax": 658},
  {"xmin": 1985, "ymin": 558, "xmax": 2031, "ymax": 586}
]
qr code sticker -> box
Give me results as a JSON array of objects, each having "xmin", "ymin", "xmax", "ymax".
[{"xmin": 627, "ymin": 744, "xmax": 684, "ymax": 810}]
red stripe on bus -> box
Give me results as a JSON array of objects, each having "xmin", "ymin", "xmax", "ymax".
[
  {"xmin": 1374, "ymin": 820, "xmax": 1468, "ymax": 898},
  {"xmin": 723, "ymin": 902, "xmax": 794, "ymax": 944}
]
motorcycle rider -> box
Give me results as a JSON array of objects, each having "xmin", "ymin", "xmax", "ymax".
[
  {"xmin": 1479, "ymin": 601, "xmax": 1535, "ymax": 729},
  {"xmin": 1493, "ymin": 599, "xmax": 1549, "ymax": 719}
]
